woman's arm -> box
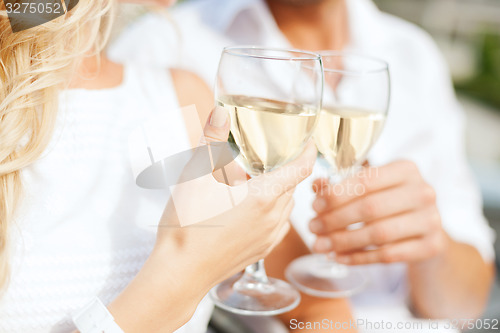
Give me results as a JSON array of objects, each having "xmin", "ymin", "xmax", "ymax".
[
  {"xmin": 107, "ymin": 241, "xmax": 214, "ymax": 332},
  {"xmin": 73, "ymin": 109, "xmax": 317, "ymax": 332}
]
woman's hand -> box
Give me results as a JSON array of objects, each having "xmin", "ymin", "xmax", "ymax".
[
  {"xmin": 156, "ymin": 106, "xmax": 317, "ymax": 285},
  {"xmin": 108, "ymin": 107, "xmax": 316, "ymax": 333},
  {"xmin": 309, "ymin": 160, "xmax": 448, "ymax": 265}
]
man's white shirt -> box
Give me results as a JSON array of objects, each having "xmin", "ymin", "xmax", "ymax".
[{"xmin": 109, "ymin": 0, "xmax": 495, "ymax": 330}]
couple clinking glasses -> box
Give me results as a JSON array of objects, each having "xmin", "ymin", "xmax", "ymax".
[{"xmin": 0, "ymin": 0, "xmax": 494, "ymax": 332}]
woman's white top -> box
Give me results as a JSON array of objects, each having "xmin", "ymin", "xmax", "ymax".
[{"xmin": 0, "ymin": 65, "xmax": 213, "ymax": 333}]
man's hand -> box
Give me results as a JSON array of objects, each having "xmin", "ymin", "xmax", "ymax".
[{"xmin": 309, "ymin": 160, "xmax": 449, "ymax": 265}]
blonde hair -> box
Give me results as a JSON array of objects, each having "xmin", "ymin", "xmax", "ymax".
[{"xmin": 0, "ymin": 0, "xmax": 116, "ymax": 291}]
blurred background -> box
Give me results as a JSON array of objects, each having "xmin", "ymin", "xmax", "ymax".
[
  {"xmin": 373, "ymin": 0, "xmax": 500, "ymax": 324},
  {"xmin": 114, "ymin": 0, "xmax": 500, "ymax": 327}
]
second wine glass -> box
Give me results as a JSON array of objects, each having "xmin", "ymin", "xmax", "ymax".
[
  {"xmin": 285, "ymin": 51, "xmax": 391, "ymax": 298},
  {"xmin": 210, "ymin": 46, "xmax": 323, "ymax": 315}
]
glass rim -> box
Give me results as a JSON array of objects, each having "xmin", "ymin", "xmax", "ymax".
[
  {"xmin": 319, "ymin": 51, "xmax": 389, "ymax": 75},
  {"xmin": 223, "ymin": 46, "xmax": 322, "ymax": 62}
]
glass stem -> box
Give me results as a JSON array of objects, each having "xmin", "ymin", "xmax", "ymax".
[
  {"xmin": 327, "ymin": 166, "xmax": 362, "ymax": 263},
  {"xmin": 328, "ymin": 172, "xmax": 346, "ymax": 261},
  {"xmin": 243, "ymin": 259, "xmax": 269, "ymax": 284},
  {"xmin": 238, "ymin": 172, "xmax": 270, "ymax": 285}
]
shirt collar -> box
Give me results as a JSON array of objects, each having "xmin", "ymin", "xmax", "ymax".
[
  {"xmin": 200, "ymin": 0, "xmax": 260, "ymax": 33},
  {"xmin": 346, "ymin": 0, "xmax": 387, "ymax": 49},
  {"xmin": 198, "ymin": 0, "xmax": 387, "ymax": 49}
]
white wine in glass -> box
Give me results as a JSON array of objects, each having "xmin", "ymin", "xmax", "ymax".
[
  {"xmin": 218, "ymin": 95, "xmax": 318, "ymax": 176},
  {"xmin": 315, "ymin": 107, "xmax": 386, "ymax": 174},
  {"xmin": 210, "ymin": 47, "xmax": 323, "ymax": 316},
  {"xmin": 286, "ymin": 51, "xmax": 390, "ymax": 298}
]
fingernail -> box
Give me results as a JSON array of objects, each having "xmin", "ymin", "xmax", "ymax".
[
  {"xmin": 315, "ymin": 237, "xmax": 332, "ymax": 252},
  {"xmin": 310, "ymin": 219, "xmax": 323, "ymax": 233},
  {"xmin": 313, "ymin": 198, "xmax": 327, "ymax": 212},
  {"xmin": 210, "ymin": 107, "xmax": 228, "ymax": 128},
  {"xmin": 336, "ymin": 255, "xmax": 351, "ymax": 264}
]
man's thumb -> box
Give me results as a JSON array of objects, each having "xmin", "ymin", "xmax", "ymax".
[{"xmin": 200, "ymin": 106, "xmax": 230, "ymax": 145}]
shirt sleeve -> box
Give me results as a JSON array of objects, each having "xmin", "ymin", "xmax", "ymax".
[
  {"xmin": 107, "ymin": 11, "xmax": 225, "ymax": 87},
  {"xmin": 107, "ymin": 14, "xmax": 181, "ymax": 68},
  {"xmin": 377, "ymin": 25, "xmax": 497, "ymax": 263},
  {"xmin": 418, "ymin": 41, "xmax": 496, "ymax": 262}
]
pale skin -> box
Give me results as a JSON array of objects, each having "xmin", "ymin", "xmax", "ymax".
[
  {"xmin": 59, "ymin": 1, "xmax": 323, "ymax": 332},
  {"xmin": 266, "ymin": 0, "xmax": 495, "ymax": 320}
]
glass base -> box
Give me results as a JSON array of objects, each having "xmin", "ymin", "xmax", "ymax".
[
  {"xmin": 210, "ymin": 273, "xmax": 301, "ymax": 316},
  {"xmin": 285, "ymin": 254, "xmax": 367, "ymax": 298}
]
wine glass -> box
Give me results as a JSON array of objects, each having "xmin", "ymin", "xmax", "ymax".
[
  {"xmin": 210, "ymin": 46, "xmax": 324, "ymax": 315},
  {"xmin": 285, "ymin": 51, "xmax": 390, "ymax": 298}
]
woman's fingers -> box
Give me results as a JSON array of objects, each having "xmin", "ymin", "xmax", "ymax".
[
  {"xmin": 252, "ymin": 140, "xmax": 317, "ymax": 198},
  {"xmin": 212, "ymin": 160, "xmax": 247, "ymax": 185},
  {"xmin": 199, "ymin": 106, "xmax": 229, "ymax": 145},
  {"xmin": 266, "ymin": 198, "xmax": 294, "ymax": 256}
]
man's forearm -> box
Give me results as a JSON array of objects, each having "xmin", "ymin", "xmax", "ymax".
[
  {"xmin": 408, "ymin": 232, "xmax": 494, "ymax": 319},
  {"xmin": 265, "ymin": 227, "xmax": 356, "ymax": 332}
]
